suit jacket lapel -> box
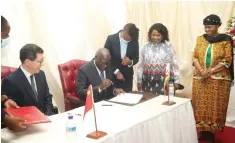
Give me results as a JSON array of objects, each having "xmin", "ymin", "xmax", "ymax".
[
  {"xmin": 114, "ymin": 32, "xmax": 121, "ymax": 59},
  {"xmin": 18, "ymin": 68, "xmax": 38, "ymax": 103},
  {"xmin": 126, "ymin": 42, "xmax": 132, "ymax": 57},
  {"xmin": 90, "ymin": 60, "xmax": 102, "ymax": 84}
]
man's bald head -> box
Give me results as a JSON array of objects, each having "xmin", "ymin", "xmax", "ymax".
[
  {"xmin": 95, "ymin": 48, "xmax": 110, "ymax": 59},
  {"xmin": 95, "ymin": 48, "xmax": 111, "ymax": 71}
]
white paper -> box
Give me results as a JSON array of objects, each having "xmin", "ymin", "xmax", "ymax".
[{"xmin": 109, "ymin": 93, "xmax": 143, "ymax": 104}]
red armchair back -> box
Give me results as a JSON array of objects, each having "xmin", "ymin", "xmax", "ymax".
[
  {"xmin": 58, "ymin": 60, "xmax": 88, "ymax": 111},
  {"xmin": 1, "ymin": 66, "xmax": 17, "ymax": 81}
]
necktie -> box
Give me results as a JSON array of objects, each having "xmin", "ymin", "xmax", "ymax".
[
  {"xmin": 100, "ymin": 70, "xmax": 105, "ymax": 80},
  {"xmin": 100, "ymin": 70, "xmax": 107, "ymax": 97},
  {"xmin": 30, "ymin": 75, "xmax": 38, "ymax": 101}
]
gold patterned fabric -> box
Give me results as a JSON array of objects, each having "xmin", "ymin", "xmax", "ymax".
[
  {"xmin": 192, "ymin": 78, "xmax": 230, "ymax": 133},
  {"xmin": 192, "ymin": 35, "xmax": 232, "ymax": 80},
  {"xmin": 192, "ymin": 35, "xmax": 232, "ymax": 134}
]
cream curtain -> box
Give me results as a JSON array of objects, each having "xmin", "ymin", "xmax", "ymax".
[
  {"xmin": 1, "ymin": 0, "xmax": 127, "ymax": 112},
  {"xmin": 1, "ymin": 0, "xmax": 235, "ymax": 127}
]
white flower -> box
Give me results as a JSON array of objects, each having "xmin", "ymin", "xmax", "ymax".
[{"xmin": 226, "ymin": 17, "xmax": 235, "ymax": 36}]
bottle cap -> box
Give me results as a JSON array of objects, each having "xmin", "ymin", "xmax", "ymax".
[{"xmin": 68, "ymin": 115, "xmax": 73, "ymax": 119}]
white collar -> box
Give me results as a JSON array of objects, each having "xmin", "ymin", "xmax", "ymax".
[
  {"xmin": 119, "ymin": 32, "xmax": 122, "ymax": 38},
  {"xmin": 94, "ymin": 60, "xmax": 100, "ymax": 73},
  {"xmin": 20, "ymin": 65, "xmax": 32, "ymax": 78},
  {"xmin": 93, "ymin": 60, "xmax": 106, "ymax": 78}
]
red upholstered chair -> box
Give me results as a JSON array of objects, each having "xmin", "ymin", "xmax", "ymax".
[
  {"xmin": 58, "ymin": 60, "xmax": 88, "ymax": 111},
  {"xmin": 1, "ymin": 66, "xmax": 17, "ymax": 128},
  {"xmin": 1, "ymin": 66, "xmax": 17, "ymax": 81}
]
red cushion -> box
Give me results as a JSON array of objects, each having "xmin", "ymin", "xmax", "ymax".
[
  {"xmin": 1, "ymin": 66, "xmax": 17, "ymax": 80},
  {"xmin": 58, "ymin": 60, "xmax": 88, "ymax": 111}
]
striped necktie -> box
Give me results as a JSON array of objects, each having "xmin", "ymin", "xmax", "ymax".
[{"xmin": 30, "ymin": 75, "xmax": 38, "ymax": 101}]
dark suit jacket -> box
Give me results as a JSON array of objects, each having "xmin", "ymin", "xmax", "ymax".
[
  {"xmin": 76, "ymin": 59, "xmax": 115, "ymax": 102},
  {"xmin": 1, "ymin": 108, "xmax": 5, "ymax": 123},
  {"xmin": 104, "ymin": 31, "xmax": 139, "ymax": 88},
  {"xmin": 1, "ymin": 68, "xmax": 53, "ymax": 115}
]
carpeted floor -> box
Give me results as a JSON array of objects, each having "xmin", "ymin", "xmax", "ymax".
[{"xmin": 198, "ymin": 126, "xmax": 235, "ymax": 143}]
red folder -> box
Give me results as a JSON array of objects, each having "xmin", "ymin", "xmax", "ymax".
[{"xmin": 4, "ymin": 106, "xmax": 51, "ymax": 125}]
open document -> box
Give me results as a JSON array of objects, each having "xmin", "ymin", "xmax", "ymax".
[{"xmin": 108, "ymin": 93, "xmax": 143, "ymax": 104}]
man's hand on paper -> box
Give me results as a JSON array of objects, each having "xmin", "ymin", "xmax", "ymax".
[{"xmin": 113, "ymin": 88, "xmax": 125, "ymax": 96}]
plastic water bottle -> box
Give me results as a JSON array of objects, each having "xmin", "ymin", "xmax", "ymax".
[
  {"xmin": 66, "ymin": 115, "xmax": 76, "ymax": 132},
  {"xmin": 66, "ymin": 115, "xmax": 77, "ymax": 142},
  {"xmin": 169, "ymin": 83, "xmax": 175, "ymax": 102}
]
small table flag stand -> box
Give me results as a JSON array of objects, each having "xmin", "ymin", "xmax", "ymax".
[
  {"xmin": 162, "ymin": 63, "xmax": 176, "ymax": 106},
  {"xmin": 86, "ymin": 103, "xmax": 107, "ymax": 139},
  {"xmin": 84, "ymin": 85, "xmax": 107, "ymax": 139}
]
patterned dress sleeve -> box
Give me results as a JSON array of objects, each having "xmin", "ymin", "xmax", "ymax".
[
  {"xmin": 192, "ymin": 36, "xmax": 200, "ymax": 65},
  {"xmin": 170, "ymin": 45, "xmax": 180, "ymax": 84},
  {"xmin": 219, "ymin": 40, "xmax": 233, "ymax": 68},
  {"xmin": 136, "ymin": 44, "xmax": 146, "ymax": 83}
]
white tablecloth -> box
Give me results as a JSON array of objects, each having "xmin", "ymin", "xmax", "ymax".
[
  {"xmin": 1, "ymin": 95, "xmax": 198, "ymax": 143},
  {"xmin": 226, "ymin": 59, "xmax": 235, "ymax": 128}
]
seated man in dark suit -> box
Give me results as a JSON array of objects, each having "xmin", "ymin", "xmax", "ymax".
[
  {"xmin": 2, "ymin": 44, "xmax": 54, "ymax": 115},
  {"xmin": 76, "ymin": 48, "xmax": 124, "ymax": 102}
]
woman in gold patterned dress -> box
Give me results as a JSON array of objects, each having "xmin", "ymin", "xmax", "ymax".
[{"xmin": 192, "ymin": 14, "xmax": 233, "ymax": 142}]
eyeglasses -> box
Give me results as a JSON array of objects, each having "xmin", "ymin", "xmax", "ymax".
[
  {"xmin": 101, "ymin": 60, "xmax": 109, "ymax": 66},
  {"xmin": 35, "ymin": 60, "xmax": 44, "ymax": 65}
]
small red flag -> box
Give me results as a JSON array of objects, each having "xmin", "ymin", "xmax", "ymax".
[{"xmin": 83, "ymin": 85, "xmax": 94, "ymax": 120}]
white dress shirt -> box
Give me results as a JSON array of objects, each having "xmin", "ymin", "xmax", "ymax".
[
  {"xmin": 94, "ymin": 60, "xmax": 106, "ymax": 79},
  {"xmin": 94, "ymin": 60, "xmax": 106, "ymax": 93},
  {"xmin": 114, "ymin": 32, "xmax": 133, "ymax": 75},
  {"xmin": 20, "ymin": 66, "xmax": 38, "ymax": 93}
]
